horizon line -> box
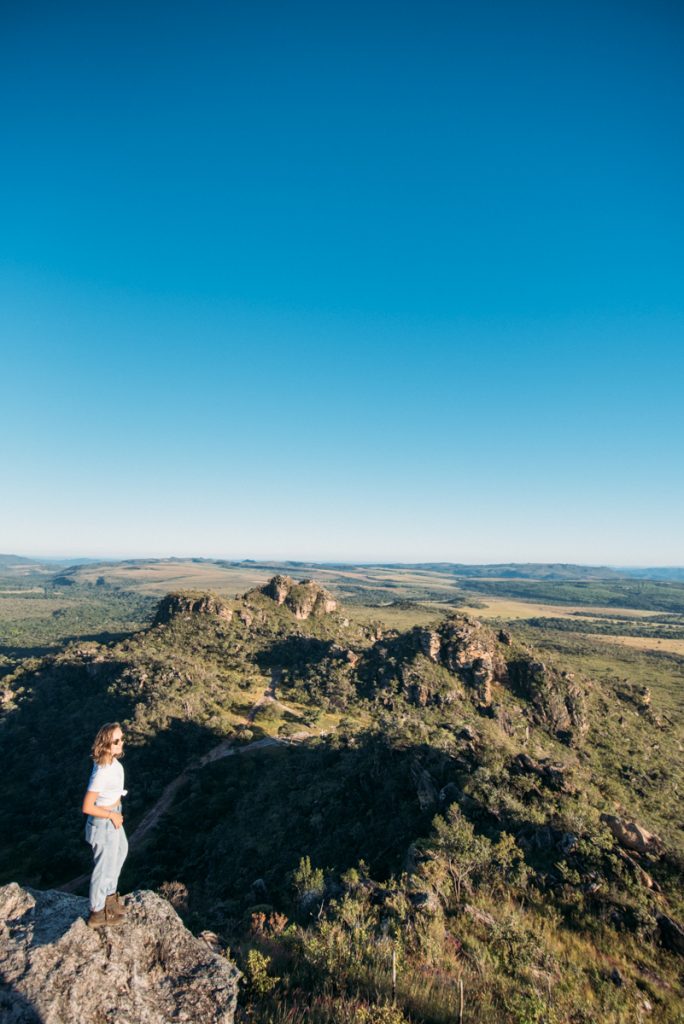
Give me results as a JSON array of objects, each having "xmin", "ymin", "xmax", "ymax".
[{"xmin": 4, "ymin": 552, "xmax": 684, "ymax": 571}]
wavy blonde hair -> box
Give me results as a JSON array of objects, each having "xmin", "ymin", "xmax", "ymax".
[{"xmin": 91, "ymin": 722, "xmax": 122, "ymax": 766}]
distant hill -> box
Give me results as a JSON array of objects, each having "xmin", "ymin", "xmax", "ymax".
[
  {"xmin": 5, "ymin": 553, "xmax": 684, "ymax": 584},
  {"xmin": 0, "ymin": 554, "xmax": 102, "ymax": 572},
  {"xmin": 620, "ymin": 567, "xmax": 684, "ymax": 582},
  {"xmin": 226, "ymin": 559, "xmax": 625, "ymax": 580},
  {"xmin": 0, "ymin": 554, "xmax": 43, "ymax": 568},
  {"xmin": 426, "ymin": 562, "xmax": 623, "ymax": 579}
]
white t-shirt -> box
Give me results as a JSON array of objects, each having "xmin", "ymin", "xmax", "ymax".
[{"xmin": 87, "ymin": 758, "xmax": 127, "ymax": 807}]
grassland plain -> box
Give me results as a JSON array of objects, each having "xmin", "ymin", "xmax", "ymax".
[
  {"xmin": 583, "ymin": 634, "xmax": 684, "ymax": 656},
  {"xmin": 1, "ymin": 565, "xmax": 683, "ymax": 1023}
]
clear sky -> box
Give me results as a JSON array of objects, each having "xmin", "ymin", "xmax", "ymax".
[{"xmin": 1, "ymin": 0, "xmax": 682, "ymax": 564}]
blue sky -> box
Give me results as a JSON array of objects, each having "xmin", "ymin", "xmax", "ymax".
[{"xmin": 1, "ymin": 0, "xmax": 682, "ymax": 563}]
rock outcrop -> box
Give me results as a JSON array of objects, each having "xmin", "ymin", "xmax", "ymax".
[
  {"xmin": 416, "ymin": 616, "xmax": 506, "ymax": 709},
  {"xmin": 510, "ymin": 752, "xmax": 572, "ymax": 793},
  {"xmin": 260, "ymin": 575, "xmax": 337, "ymax": 620},
  {"xmin": 600, "ymin": 814, "xmax": 663, "ymax": 857},
  {"xmin": 0, "ymin": 883, "xmax": 240, "ymax": 1024},
  {"xmin": 506, "ymin": 659, "xmax": 587, "ymax": 744},
  {"xmin": 154, "ymin": 592, "xmax": 233, "ymax": 625},
  {"xmin": 657, "ymin": 912, "xmax": 684, "ymax": 956}
]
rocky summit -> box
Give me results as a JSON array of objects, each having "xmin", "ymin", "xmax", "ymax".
[
  {"xmin": 258, "ymin": 574, "xmax": 337, "ymax": 619},
  {"xmin": 0, "ymin": 883, "xmax": 241, "ymax": 1024}
]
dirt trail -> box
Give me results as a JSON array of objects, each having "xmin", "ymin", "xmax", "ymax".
[
  {"xmin": 129, "ymin": 735, "xmax": 281, "ymax": 848},
  {"xmin": 60, "ymin": 675, "xmax": 311, "ymax": 894}
]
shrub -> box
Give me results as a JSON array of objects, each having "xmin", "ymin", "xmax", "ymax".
[{"xmin": 245, "ymin": 948, "xmax": 280, "ymax": 995}]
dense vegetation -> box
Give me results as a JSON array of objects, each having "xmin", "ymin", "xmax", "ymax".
[
  {"xmin": 0, "ymin": 571, "xmax": 682, "ymax": 1022},
  {"xmin": 520, "ymin": 615, "xmax": 684, "ymax": 640},
  {"xmin": 0, "ymin": 584, "xmax": 156, "ymax": 660},
  {"xmin": 462, "ymin": 579, "xmax": 684, "ymax": 614}
]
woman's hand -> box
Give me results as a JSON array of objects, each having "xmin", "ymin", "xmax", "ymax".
[{"xmin": 110, "ymin": 811, "xmax": 124, "ymax": 829}]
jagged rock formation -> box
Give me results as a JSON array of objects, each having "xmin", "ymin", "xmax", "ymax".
[
  {"xmin": 410, "ymin": 757, "xmax": 440, "ymax": 810},
  {"xmin": 425, "ymin": 616, "xmax": 507, "ymax": 709},
  {"xmin": 360, "ymin": 615, "xmax": 507, "ymax": 710},
  {"xmin": 367, "ymin": 615, "xmax": 504, "ymax": 710},
  {"xmin": 262, "ymin": 574, "xmax": 292, "ymax": 606},
  {"xmin": 0, "ymin": 884, "xmax": 240, "ymax": 1024},
  {"xmin": 260, "ymin": 575, "xmax": 337, "ymax": 619},
  {"xmin": 149, "ymin": 588, "xmax": 588, "ymax": 748},
  {"xmin": 428, "ymin": 618, "xmax": 588, "ymax": 743},
  {"xmin": 361, "ymin": 614, "xmax": 589, "ymax": 743},
  {"xmin": 506, "ymin": 658, "xmax": 587, "ymax": 744},
  {"xmin": 154, "ymin": 592, "xmax": 233, "ymax": 625}
]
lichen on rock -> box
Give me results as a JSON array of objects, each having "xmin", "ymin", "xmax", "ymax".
[{"xmin": 0, "ymin": 883, "xmax": 241, "ymax": 1024}]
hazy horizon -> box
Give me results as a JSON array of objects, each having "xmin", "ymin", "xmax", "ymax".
[{"xmin": 5, "ymin": 549, "xmax": 684, "ymax": 572}]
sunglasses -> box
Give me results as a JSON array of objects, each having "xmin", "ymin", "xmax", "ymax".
[{"xmin": 111, "ymin": 737, "xmax": 124, "ymax": 746}]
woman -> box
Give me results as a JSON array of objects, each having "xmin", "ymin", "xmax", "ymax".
[{"xmin": 82, "ymin": 722, "xmax": 129, "ymax": 928}]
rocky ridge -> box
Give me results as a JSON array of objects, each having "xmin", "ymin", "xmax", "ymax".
[
  {"xmin": 153, "ymin": 575, "xmax": 337, "ymax": 629},
  {"xmin": 361, "ymin": 615, "xmax": 588, "ymax": 744},
  {"xmin": 151, "ymin": 586, "xmax": 588, "ymax": 746},
  {"xmin": 154, "ymin": 592, "xmax": 234, "ymax": 625},
  {"xmin": 0, "ymin": 883, "xmax": 240, "ymax": 1024}
]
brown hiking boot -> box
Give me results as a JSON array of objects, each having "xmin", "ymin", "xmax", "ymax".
[
  {"xmin": 87, "ymin": 906, "xmax": 123, "ymax": 929},
  {"xmin": 105, "ymin": 893, "xmax": 127, "ymax": 920},
  {"xmin": 114, "ymin": 891, "xmax": 128, "ymax": 914}
]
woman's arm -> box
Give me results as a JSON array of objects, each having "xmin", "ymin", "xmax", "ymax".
[{"xmin": 82, "ymin": 790, "xmax": 124, "ymax": 828}]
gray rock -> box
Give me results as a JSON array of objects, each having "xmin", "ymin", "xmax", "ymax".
[
  {"xmin": 657, "ymin": 913, "xmax": 684, "ymax": 957},
  {"xmin": 407, "ymin": 890, "xmax": 441, "ymax": 915},
  {"xmin": 419, "ymin": 630, "xmax": 441, "ymax": 662},
  {"xmin": 456, "ymin": 725, "xmax": 477, "ymax": 742},
  {"xmin": 410, "ymin": 760, "xmax": 439, "ymax": 810},
  {"xmin": 559, "ymin": 832, "xmax": 579, "ymax": 856},
  {"xmin": 439, "ymin": 782, "xmax": 460, "ymax": 807},
  {"xmin": 506, "ymin": 658, "xmax": 587, "ymax": 745},
  {"xmin": 462, "ymin": 903, "xmax": 496, "ymax": 929},
  {"xmin": 0, "ymin": 883, "xmax": 240, "ymax": 1024}
]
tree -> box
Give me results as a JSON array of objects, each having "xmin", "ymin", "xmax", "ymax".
[{"xmin": 430, "ymin": 806, "xmax": 492, "ymax": 902}]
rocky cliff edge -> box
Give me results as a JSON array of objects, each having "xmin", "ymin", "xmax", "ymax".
[{"xmin": 0, "ymin": 883, "xmax": 240, "ymax": 1024}]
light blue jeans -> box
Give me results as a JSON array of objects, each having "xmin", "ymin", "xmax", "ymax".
[{"xmin": 85, "ymin": 804, "xmax": 128, "ymax": 912}]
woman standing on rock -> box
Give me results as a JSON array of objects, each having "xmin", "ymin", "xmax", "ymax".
[{"xmin": 82, "ymin": 722, "xmax": 129, "ymax": 928}]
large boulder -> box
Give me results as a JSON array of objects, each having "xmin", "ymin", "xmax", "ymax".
[
  {"xmin": 0, "ymin": 883, "xmax": 240, "ymax": 1024},
  {"xmin": 600, "ymin": 814, "xmax": 662, "ymax": 857}
]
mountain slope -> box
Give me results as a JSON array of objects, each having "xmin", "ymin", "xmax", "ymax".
[{"xmin": 1, "ymin": 576, "xmax": 682, "ymax": 1022}]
